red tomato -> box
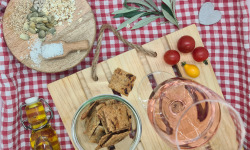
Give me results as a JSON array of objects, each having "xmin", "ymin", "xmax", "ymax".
[
  {"xmin": 192, "ymin": 47, "xmax": 209, "ymax": 62},
  {"xmin": 177, "ymin": 35, "xmax": 195, "ymax": 53},
  {"xmin": 163, "ymin": 50, "xmax": 180, "ymax": 65}
]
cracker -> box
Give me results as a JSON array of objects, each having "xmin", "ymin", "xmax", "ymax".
[
  {"xmin": 81, "ymin": 101, "xmax": 98, "ymax": 120},
  {"xmin": 84, "ymin": 108, "xmax": 100, "ymax": 137},
  {"xmin": 89, "ymin": 126, "xmax": 106, "ymax": 143},
  {"xmin": 96, "ymin": 131, "xmax": 130, "ymax": 150},
  {"xmin": 108, "ymin": 68, "xmax": 136, "ymax": 96},
  {"xmin": 97, "ymin": 103, "xmax": 131, "ymax": 133}
]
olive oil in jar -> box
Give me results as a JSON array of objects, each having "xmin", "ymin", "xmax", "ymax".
[
  {"xmin": 25, "ymin": 100, "xmax": 47, "ymax": 129},
  {"xmin": 30, "ymin": 125, "xmax": 60, "ymax": 150},
  {"xmin": 20, "ymin": 97, "xmax": 61, "ymax": 150}
]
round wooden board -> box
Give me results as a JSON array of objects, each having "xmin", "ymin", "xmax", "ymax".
[{"xmin": 3, "ymin": 0, "xmax": 96, "ymax": 73}]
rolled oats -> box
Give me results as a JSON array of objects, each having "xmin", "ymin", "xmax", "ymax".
[{"xmin": 42, "ymin": 0, "xmax": 76, "ymax": 25}]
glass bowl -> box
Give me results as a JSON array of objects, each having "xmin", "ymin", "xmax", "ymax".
[{"xmin": 71, "ymin": 94, "xmax": 142, "ymax": 150}]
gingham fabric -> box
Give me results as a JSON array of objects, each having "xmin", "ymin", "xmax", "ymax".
[{"xmin": 0, "ymin": 0, "xmax": 249, "ymax": 149}]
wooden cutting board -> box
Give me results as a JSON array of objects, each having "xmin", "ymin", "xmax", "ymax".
[
  {"xmin": 2, "ymin": 0, "xmax": 96, "ymax": 73},
  {"xmin": 48, "ymin": 25, "xmax": 238, "ymax": 149}
]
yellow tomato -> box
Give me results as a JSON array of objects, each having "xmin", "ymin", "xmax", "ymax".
[{"xmin": 182, "ymin": 62, "xmax": 200, "ymax": 78}]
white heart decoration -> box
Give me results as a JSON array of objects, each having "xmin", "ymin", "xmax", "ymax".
[{"xmin": 199, "ymin": 2, "xmax": 222, "ymax": 25}]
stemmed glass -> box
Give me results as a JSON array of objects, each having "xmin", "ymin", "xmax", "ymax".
[
  {"xmin": 137, "ymin": 72, "xmax": 246, "ymax": 150},
  {"xmin": 175, "ymin": 99, "xmax": 246, "ymax": 150}
]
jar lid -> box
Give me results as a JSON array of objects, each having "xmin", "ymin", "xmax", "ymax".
[{"xmin": 25, "ymin": 97, "xmax": 39, "ymax": 105}]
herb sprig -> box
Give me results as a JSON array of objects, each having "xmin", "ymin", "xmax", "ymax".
[{"xmin": 113, "ymin": 0, "xmax": 179, "ymax": 30}]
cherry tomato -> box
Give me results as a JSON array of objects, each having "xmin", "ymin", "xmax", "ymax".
[
  {"xmin": 177, "ymin": 35, "xmax": 195, "ymax": 53},
  {"xmin": 182, "ymin": 62, "xmax": 200, "ymax": 78},
  {"xmin": 192, "ymin": 47, "xmax": 209, "ymax": 62},
  {"xmin": 163, "ymin": 50, "xmax": 180, "ymax": 65}
]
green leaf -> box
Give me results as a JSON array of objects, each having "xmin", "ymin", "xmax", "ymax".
[
  {"xmin": 161, "ymin": 3, "xmax": 179, "ymax": 27},
  {"xmin": 162, "ymin": 9, "xmax": 178, "ymax": 27},
  {"xmin": 172, "ymin": 0, "xmax": 176, "ymax": 17},
  {"xmin": 161, "ymin": 3, "xmax": 175, "ymax": 18},
  {"xmin": 132, "ymin": 15, "xmax": 162, "ymax": 30},
  {"xmin": 162, "ymin": 0, "xmax": 172, "ymax": 9},
  {"xmin": 126, "ymin": 0, "xmax": 155, "ymax": 10},
  {"xmin": 114, "ymin": 11, "xmax": 162, "ymax": 18},
  {"xmin": 123, "ymin": 0, "xmax": 130, "ymax": 9},
  {"xmin": 135, "ymin": 3, "xmax": 145, "ymax": 9},
  {"xmin": 114, "ymin": 10, "xmax": 143, "ymax": 18},
  {"xmin": 117, "ymin": 13, "xmax": 146, "ymax": 30},
  {"xmin": 113, "ymin": 14, "xmax": 125, "ymax": 18},
  {"xmin": 145, "ymin": 0, "xmax": 160, "ymax": 11},
  {"xmin": 112, "ymin": 7, "xmax": 139, "ymax": 15}
]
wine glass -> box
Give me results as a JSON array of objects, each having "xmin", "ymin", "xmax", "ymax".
[
  {"xmin": 137, "ymin": 72, "xmax": 246, "ymax": 150},
  {"xmin": 175, "ymin": 99, "xmax": 246, "ymax": 150}
]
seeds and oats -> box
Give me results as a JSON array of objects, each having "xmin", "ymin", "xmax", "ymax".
[
  {"xmin": 20, "ymin": 4, "xmax": 57, "ymax": 40},
  {"xmin": 20, "ymin": 33, "xmax": 30, "ymax": 41},
  {"xmin": 78, "ymin": 18, "xmax": 82, "ymax": 23},
  {"xmin": 31, "ymin": 0, "xmax": 46, "ymax": 12},
  {"xmin": 38, "ymin": 30, "xmax": 46, "ymax": 39},
  {"xmin": 9, "ymin": 0, "xmax": 76, "ymax": 40},
  {"xmin": 42, "ymin": 0, "xmax": 76, "ymax": 25},
  {"xmin": 7, "ymin": 0, "xmax": 32, "ymax": 34}
]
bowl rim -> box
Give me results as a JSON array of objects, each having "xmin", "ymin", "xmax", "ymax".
[{"xmin": 71, "ymin": 94, "xmax": 142, "ymax": 150}]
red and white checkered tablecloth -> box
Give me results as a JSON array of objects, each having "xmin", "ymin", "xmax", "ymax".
[{"xmin": 0, "ymin": 0, "xmax": 249, "ymax": 149}]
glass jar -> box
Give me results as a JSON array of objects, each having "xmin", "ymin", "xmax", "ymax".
[{"xmin": 20, "ymin": 97, "xmax": 61, "ymax": 150}]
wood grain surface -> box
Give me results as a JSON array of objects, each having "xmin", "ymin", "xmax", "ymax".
[
  {"xmin": 3, "ymin": 0, "xmax": 96, "ymax": 73},
  {"xmin": 48, "ymin": 25, "xmax": 239, "ymax": 149}
]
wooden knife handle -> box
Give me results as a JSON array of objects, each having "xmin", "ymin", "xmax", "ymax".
[{"xmin": 64, "ymin": 40, "xmax": 89, "ymax": 51}]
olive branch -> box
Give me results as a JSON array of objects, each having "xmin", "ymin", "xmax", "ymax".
[{"xmin": 112, "ymin": 0, "xmax": 179, "ymax": 30}]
